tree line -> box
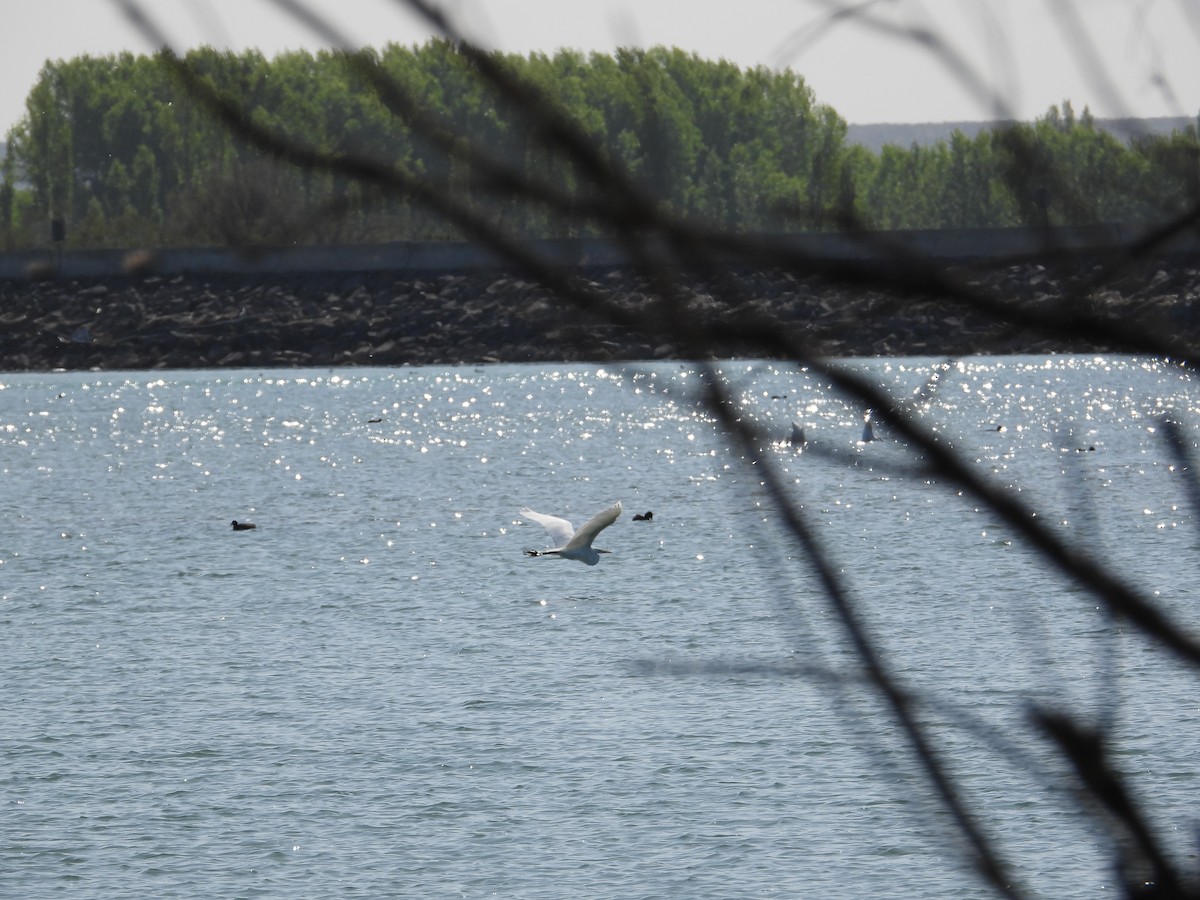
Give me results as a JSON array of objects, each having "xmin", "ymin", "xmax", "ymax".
[{"xmin": 1, "ymin": 41, "xmax": 1197, "ymax": 250}]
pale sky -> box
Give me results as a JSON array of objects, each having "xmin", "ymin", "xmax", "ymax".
[{"xmin": 4, "ymin": 0, "xmax": 1199, "ymax": 137}]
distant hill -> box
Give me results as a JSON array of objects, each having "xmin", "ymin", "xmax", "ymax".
[{"xmin": 846, "ymin": 116, "xmax": 1194, "ymax": 153}]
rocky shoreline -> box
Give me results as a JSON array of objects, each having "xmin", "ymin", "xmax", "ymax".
[{"xmin": 0, "ymin": 259, "xmax": 1195, "ymax": 372}]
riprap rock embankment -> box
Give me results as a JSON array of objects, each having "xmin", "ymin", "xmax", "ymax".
[{"xmin": 0, "ymin": 262, "xmax": 1194, "ymax": 371}]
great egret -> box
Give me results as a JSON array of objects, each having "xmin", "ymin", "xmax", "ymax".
[
  {"xmin": 632, "ymin": 511, "xmax": 653, "ymax": 522},
  {"xmin": 520, "ymin": 500, "xmax": 622, "ymax": 565},
  {"xmin": 231, "ymin": 520, "xmax": 257, "ymax": 531},
  {"xmin": 789, "ymin": 422, "xmax": 807, "ymax": 447}
]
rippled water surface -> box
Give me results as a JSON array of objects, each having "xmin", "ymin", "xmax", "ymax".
[{"xmin": 3, "ymin": 356, "xmax": 1199, "ymax": 898}]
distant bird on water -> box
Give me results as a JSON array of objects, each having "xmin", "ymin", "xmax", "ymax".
[
  {"xmin": 633, "ymin": 511, "xmax": 654, "ymax": 521},
  {"xmin": 520, "ymin": 501, "xmax": 622, "ymax": 566},
  {"xmin": 860, "ymin": 413, "xmax": 876, "ymax": 443},
  {"xmin": 231, "ymin": 520, "xmax": 257, "ymax": 531}
]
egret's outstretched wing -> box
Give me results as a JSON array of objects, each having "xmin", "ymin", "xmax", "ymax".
[
  {"xmin": 519, "ymin": 507, "xmax": 575, "ymax": 548},
  {"xmin": 565, "ymin": 501, "xmax": 622, "ymax": 551}
]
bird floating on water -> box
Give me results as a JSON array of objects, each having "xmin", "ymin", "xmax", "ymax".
[
  {"xmin": 633, "ymin": 511, "xmax": 653, "ymax": 522},
  {"xmin": 860, "ymin": 414, "xmax": 876, "ymax": 443},
  {"xmin": 231, "ymin": 520, "xmax": 257, "ymax": 531},
  {"xmin": 520, "ymin": 501, "xmax": 622, "ymax": 565}
]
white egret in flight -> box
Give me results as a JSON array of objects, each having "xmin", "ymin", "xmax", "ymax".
[{"xmin": 520, "ymin": 501, "xmax": 622, "ymax": 565}]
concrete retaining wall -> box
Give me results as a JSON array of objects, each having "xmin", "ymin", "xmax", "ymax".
[{"xmin": 1, "ymin": 223, "xmax": 1193, "ymax": 280}]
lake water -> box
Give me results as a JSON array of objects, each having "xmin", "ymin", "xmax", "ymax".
[{"xmin": 2, "ymin": 356, "xmax": 1199, "ymax": 898}]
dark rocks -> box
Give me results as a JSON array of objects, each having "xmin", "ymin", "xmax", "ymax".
[{"xmin": 0, "ymin": 260, "xmax": 1195, "ymax": 372}]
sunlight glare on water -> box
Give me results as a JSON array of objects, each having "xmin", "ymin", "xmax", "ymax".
[{"xmin": 1, "ymin": 356, "xmax": 1198, "ymax": 898}]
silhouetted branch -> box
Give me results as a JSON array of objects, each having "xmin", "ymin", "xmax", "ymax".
[
  {"xmin": 1033, "ymin": 708, "xmax": 1189, "ymax": 896},
  {"xmin": 701, "ymin": 364, "xmax": 1022, "ymax": 896}
]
